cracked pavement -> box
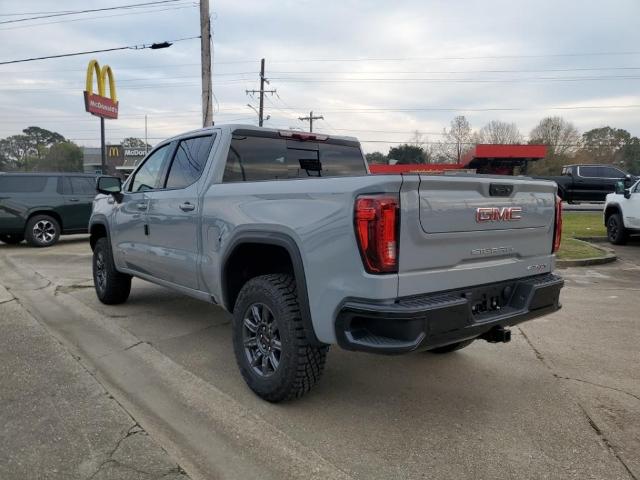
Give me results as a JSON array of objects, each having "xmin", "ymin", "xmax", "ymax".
[
  {"xmin": 1, "ymin": 235, "xmax": 639, "ymax": 479},
  {"xmin": 0, "ymin": 269, "xmax": 190, "ymax": 479}
]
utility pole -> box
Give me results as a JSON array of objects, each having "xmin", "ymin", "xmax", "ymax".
[
  {"xmin": 100, "ymin": 118, "xmax": 105, "ymax": 173},
  {"xmin": 200, "ymin": 0, "xmax": 213, "ymax": 127},
  {"xmin": 144, "ymin": 115, "xmax": 148, "ymax": 155},
  {"xmin": 298, "ymin": 111, "xmax": 323, "ymax": 132},
  {"xmin": 246, "ymin": 58, "xmax": 276, "ymax": 126}
]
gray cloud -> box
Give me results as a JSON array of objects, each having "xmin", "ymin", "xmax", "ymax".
[{"xmin": 1, "ymin": 0, "xmax": 640, "ymax": 152}]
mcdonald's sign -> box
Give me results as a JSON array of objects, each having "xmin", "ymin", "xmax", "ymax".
[
  {"xmin": 83, "ymin": 59, "xmax": 118, "ymax": 119},
  {"xmin": 108, "ymin": 146, "xmax": 121, "ymax": 158}
]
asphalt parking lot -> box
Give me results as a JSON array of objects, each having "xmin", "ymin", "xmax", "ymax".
[{"xmin": 1, "ymin": 236, "xmax": 639, "ymax": 480}]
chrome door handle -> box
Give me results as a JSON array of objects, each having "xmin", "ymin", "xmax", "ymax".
[
  {"xmin": 69, "ymin": 198, "xmax": 80, "ymax": 202},
  {"xmin": 179, "ymin": 202, "xmax": 195, "ymax": 212},
  {"xmin": 136, "ymin": 202, "xmax": 148, "ymax": 211}
]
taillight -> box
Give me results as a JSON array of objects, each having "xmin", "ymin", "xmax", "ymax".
[
  {"xmin": 552, "ymin": 195, "xmax": 562, "ymax": 253},
  {"xmin": 354, "ymin": 195, "xmax": 399, "ymax": 273}
]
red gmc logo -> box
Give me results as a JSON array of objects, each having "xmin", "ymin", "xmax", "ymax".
[{"xmin": 476, "ymin": 207, "xmax": 522, "ymax": 222}]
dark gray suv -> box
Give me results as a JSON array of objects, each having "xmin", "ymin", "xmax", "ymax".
[{"xmin": 0, "ymin": 173, "xmax": 97, "ymax": 247}]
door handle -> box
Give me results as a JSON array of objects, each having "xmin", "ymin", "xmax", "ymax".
[
  {"xmin": 137, "ymin": 202, "xmax": 148, "ymax": 211},
  {"xmin": 179, "ymin": 202, "xmax": 195, "ymax": 212},
  {"xmin": 69, "ymin": 198, "xmax": 80, "ymax": 202}
]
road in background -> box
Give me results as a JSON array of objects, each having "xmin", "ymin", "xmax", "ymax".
[
  {"xmin": 563, "ymin": 202, "xmax": 604, "ymax": 212},
  {"xmin": 0, "ymin": 236, "xmax": 638, "ymax": 480}
]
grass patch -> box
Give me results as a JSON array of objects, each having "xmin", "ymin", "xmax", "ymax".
[
  {"xmin": 562, "ymin": 212, "xmax": 606, "ymax": 237},
  {"xmin": 556, "ymin": 237, "xmax": 604, "ymax": 260},
  {"xmin": 557, "ymin": 212, "xmax": 607, "ymax": 260}
]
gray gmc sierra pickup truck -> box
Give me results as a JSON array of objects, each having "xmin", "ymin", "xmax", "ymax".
[{"xmin": 89, "ymin": 125, "xmax": 564, "ymax": 402}]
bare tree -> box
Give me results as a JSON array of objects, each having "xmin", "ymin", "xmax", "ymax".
[
  {"xmin": 529, "ymin": 116, "xmax": 580, "ymax": 156},
  {"xmin": 476, "ymin": 120, "xmax": 523, "ymax": 144},
  {"xmin": 440, "ymin": 115, "xmax": 473, "ymax": 163},
  {"xmin": 408, "ymin": 130, "xmax": 435, "ymax": 163}
]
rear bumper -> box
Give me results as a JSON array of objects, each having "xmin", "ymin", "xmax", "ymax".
[{"xmin": 335, "ymin": 273, "xmax": 563, "ymax": 354}]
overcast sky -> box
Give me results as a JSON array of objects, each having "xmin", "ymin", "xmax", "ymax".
[{"xmin": 1, "ymin": 0, "xmax": 640, "ymax": 152}]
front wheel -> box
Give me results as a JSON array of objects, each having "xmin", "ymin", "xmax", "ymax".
[
  {"xmin": 93, "ymin": 237, "xmax": 132, "ymax": 305},
  {"xmin": 607, "ymin": 213, "xmax": 628, "ymax": 245},
  {"xmin": 232, "ymin": 274, "xmax": 329, "ymax": 402},
  {"xmin": 0, "ymin": 233, "xmax": 24, "ymax": 244}
]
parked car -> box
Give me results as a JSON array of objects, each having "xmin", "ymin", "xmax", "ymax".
[
  {"xmin": 90, "ymin": 125, "xmax": 564, "ymax": 402},
  {"xmin": 536, "ymin": 164, "xmax": 636, "ymax": 203},
  {"xmin": 0, "ymin": 172, "xmax": 97, "ymax": 247},
  {"xmin": 604, "ymin": 178, "xmax": 640, "ymax": 244}
]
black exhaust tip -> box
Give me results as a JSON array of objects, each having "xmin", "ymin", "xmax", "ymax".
[{"xmin": 480, "ymin": 326, "xmax": 512, "ymax": 343}]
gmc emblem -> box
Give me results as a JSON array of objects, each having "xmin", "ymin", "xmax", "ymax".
[{"xmin": 476, "ymin": 207, "xmax": 522, "ymax": 222}]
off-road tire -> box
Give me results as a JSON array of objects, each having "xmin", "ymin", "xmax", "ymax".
[
  {"xmin": 25, "ymin": 214, "xmax": 60, "ymax": 247},
  {"xmin": 427, "ymin": 339, "xmax": 475, "ymax": 354},
  {"xmin": 93, "ymin": 237, "xmax": 132, "ymax": 305},
  {"xmin": 232, "ymin": 274, "xmax": 329, "ymax": 402},
  {"xmin": 0, "ymin": 233, "xmax": 24, "ymax": 244},
  {"xmin": 607, "ymin": 212, "xmax": 628, "ymax": 245}
]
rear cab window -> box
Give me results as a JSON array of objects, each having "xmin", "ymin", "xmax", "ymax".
[{"xmin": 223, "ymin": 130, "xmax": 366, "ymax": 183}]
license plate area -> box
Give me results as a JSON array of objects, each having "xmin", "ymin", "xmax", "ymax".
[{"xmin": 466, "ymin": 282, "xmax": 517, "ymax": 319}]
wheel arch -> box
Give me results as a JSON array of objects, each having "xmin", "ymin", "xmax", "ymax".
[
  {"xmin": 221, "ymin": 230, "xmax": 321, "ymax": 346},
  {"xmin": 26, "ymin": 209, "xmax": 63, "ymax": 232},
  {"xmin": 604, "ymin": 203, "xmax": 623, "ymax": 227},
  {"xmin": 89, "ymin": 218, "xmax": 111, "ymax": 251}
]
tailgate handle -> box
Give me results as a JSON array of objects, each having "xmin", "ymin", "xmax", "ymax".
[{"xmin": 489, "ymin": 184, "xmax": 514, "ymax": 197}]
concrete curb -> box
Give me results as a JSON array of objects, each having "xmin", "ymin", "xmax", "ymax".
[
  {"xmin": 575, "ymin": 236, "xmax": 609, "ymax": 243},
  {"xmin": 556, "ymin": 238, "xmax": 617, "ymax": 268}
]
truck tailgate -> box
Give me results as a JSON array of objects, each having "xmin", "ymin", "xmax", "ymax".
[{"xmin": 398, "ymin": 175, "xmax": 558, "ymax": 297}]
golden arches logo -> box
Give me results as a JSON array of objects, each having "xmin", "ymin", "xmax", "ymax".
[
  {"xmin": 86, "ymin": 59, "xmax": 117, "ymax": 101},
  {"xmin": 83, "ymin": 59, "xmax": 119, "ymax": 119}
]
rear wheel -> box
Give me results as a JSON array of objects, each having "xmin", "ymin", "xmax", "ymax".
[
  {"xmin": 232, "ymin": 274, "xmax": 329, "ymax": 402},
  {"xmin": 0, "ymin": 233, "xmax": 24, "ymax": 244},
  {"xmin": 607, "ymin": 213, "xmax": 628, "ymax": 245},
  {"xmin": 427, "ymin": 339, "xmax": 475, "ymax": 354},
  {"xmin": 25, "ymin": 215, "xmax": 60, "ymax": 247},
  {"xmin": 93, "ymin": 237, "xmax": 132, "ymax": 305}
]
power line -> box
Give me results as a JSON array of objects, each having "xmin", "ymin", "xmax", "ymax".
[
  {"xmin": 268, "ymin": 75, "xmax": 640, "ymax": 83},
  {"xmin": 0, "ymin": 4, "xmax": 197, "ymax": 32},
  {"xmin": 0, "ymin": 36, "xmax": 200, "ymax": 65},
  {"xmin": 263, "ymin": 52, "xmax": 640, "ymax": 63},
  {"xmin": 0, "ymin": 0, "xmax": 184, "ymax": 25}
]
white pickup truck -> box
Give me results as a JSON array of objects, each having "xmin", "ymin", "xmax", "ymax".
[{"xmin": 604, "ymin": 178, "xmax": 640, "ymax": 244}]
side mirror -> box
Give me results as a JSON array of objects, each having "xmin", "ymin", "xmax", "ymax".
[
  {"xmin": 624, "ymin": 189, "xmax": 632, "ymax": 199},
  {"xmin": 623, "ymin": 174, "xmax": 633, "ymax": 188},
  {"xmin": 96, "ymin": 176, "xmax": 122, "ymax": 195}
]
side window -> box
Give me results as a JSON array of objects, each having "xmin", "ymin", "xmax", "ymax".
[
  {"xmin": 57, "ymin": 177, "xmax": 71, "ymax": 195},
  {"xmin": 165, "ymin": 134, "xmax": 215, "ymax": 189},
  {"xmin": 69, "ymin": 177, "xmax": 96, "ymax": 195},
  {"xmin": 600, "ymin": 166, "xmax": 624, "ymax": 178},
  {"xmin": 579, "ymin": 166, "xmax": 599, "ymax": 177},
  {"xmin": 129, "ymin": 144, "xmax": 171, "ymax": 192},
  {"xmin": 223, "ymin": 135, "xmax": 288, "ymax": 182},
  {"xmin": 0, "ymin": 176, "xmax": 48, "ymax": 193}
]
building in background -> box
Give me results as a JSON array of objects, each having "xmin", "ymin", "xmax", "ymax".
[{"xmin": 81, "ymin": 145, "xmax": 148, "ymax": 178}]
